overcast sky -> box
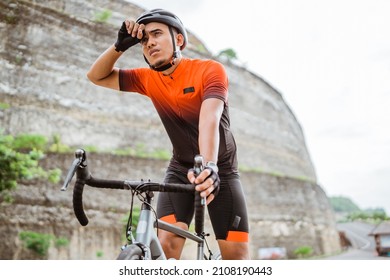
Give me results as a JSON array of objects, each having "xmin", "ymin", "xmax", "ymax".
[{"xmin": 132, "ymin": 0, "xmax": 390, "ymax": 214}]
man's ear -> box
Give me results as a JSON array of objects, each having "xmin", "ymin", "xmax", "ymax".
[{"xmin": 176, "ymin": 33, "xmax": 184, "ymax": 49}]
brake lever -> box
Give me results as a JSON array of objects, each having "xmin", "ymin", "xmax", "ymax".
[{"xmin": 61, "ymin": 149, "xmax": 86, "ymax": 191}]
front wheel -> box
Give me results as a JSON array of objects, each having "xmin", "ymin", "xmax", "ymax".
[{"xmin": 117, "ymin": 244, "xmax": 144, "ymax": 260}]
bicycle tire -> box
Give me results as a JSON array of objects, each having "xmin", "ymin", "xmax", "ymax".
[{"xmin": 116, "ymin": 244, "xmax": 144, "ymax": 260}]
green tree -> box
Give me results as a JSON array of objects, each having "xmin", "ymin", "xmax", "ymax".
[
  {"xmin": 329, "ymin": 196, "xmax": 360, "ymax": 213},
  {"xmin": 217, "ymin": 48, "xmax": 238, "ymax": 60}
]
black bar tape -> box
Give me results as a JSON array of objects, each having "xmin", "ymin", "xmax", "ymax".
[
  {"xmin": 87, "ymin": 176, "xmax": 126, "ymax": 189},
  {"xmin": 73, "ymin": 179, "xmax": 89, "ymax": 226},
  {"xmin": 194, "ymin": 191, "xmax": 205, "ymax": 236},
  {"xmin": 160, "ymin": 183, "xmax": 195, "ymax": 193}
]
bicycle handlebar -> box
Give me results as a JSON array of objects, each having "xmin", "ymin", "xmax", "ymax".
[
  {"xmin": 61, "ymin": 149, "xmax": 197, "ymax": 227},
  {"xmin": 193, "ymin": 155, "xmax": 205, "ymax": 235}
]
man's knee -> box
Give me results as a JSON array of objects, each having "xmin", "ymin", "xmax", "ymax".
[
  {"xmin": 158, "ymin": 224, "xmax": 187, "ymax": 259},
  {"xmin": 218, "ymin": 240, "xmax": 250, "ymax": 260}
]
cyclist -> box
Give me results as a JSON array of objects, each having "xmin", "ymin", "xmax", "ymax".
[{"xmin": 87, "ymin": 9, "xmax": 249, "ymax": 260}]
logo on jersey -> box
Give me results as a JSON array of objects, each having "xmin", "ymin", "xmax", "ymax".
[{"xmin": 183, "ymin": 87, "xmax": 195, "ymax": 94}]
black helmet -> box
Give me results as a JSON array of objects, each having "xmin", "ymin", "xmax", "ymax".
[{"xmin": 136, "ymin": 9, "xmax": 188, "ymax": 50}]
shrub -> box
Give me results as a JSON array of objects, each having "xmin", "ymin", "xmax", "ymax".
[
  {"xmin": 19, "ymin": 231, "xmax": 70, "ymax": 257},
  {"xmin": 19, "ymin": 231, "xmax": 53, "ymax": 256},
  {"xmin": 93, "ymin": 9, "xmax": 112, "ymax": 23},
  {"xmin": 0, "ymin": 132, "xmax": 61, "ymax": 199},
  {"xmin": 54, "ymin": 237, "xmax": 70, "ymax": 248},
  {"xmin": 293, "ymin": 246, "xmax": 313, "ymax": 259},
  {"xmin": 12, "ymin": 134, "xmax": 47, "ymax": 151}
]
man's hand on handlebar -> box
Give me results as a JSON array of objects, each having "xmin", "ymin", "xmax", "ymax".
[{"xmin": 187, "ymin": 166, "xmax": 220, "ymax": 205}]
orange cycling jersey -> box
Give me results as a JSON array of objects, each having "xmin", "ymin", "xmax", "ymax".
[{"xmin": 119, "ymin": 58, "xmax": 238, "ymax": 174}]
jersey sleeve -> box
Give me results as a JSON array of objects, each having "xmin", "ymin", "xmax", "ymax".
[
  {"xmin": 202, "ymin": 61, "xmax": 229, "ymax": 104},
  {"xmin": 119, "ymin": 68, "xmax": 149, "ymax": 95}
]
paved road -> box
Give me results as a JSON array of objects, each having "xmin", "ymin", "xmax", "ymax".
[{"xmin": 325, "ymin": 221, "xmax": 389, "ymax": 260}]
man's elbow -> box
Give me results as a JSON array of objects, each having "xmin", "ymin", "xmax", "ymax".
[
  {"xmin": 85, "ymin": 70, "xmax": 119, "ymax": 90},
  {"xmin": 86, "ymin": 71, "xmax": 106, "ymax": 86},
  {"xmin": 86, "ymin": 71, "xmax": 98, "ymax": 84}
]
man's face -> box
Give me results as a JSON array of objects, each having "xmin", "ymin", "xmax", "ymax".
[{"xmin": 141, "ymin": 22, "xmax": 174, "ymax": 69}]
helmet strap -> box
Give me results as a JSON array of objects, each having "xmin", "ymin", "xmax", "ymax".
[{"xmin": 144, "ymin": 26, "xmax": 180, "ymax": 72}]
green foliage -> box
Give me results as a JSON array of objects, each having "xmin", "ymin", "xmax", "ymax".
[
  {"xmin": 12, "ymin": 134, "xmax": 47, "ymax": 151},
  {"xmin": 54, "ymin": 237, "xmax": 69, "ymax": 248},
  {"xmin": 19, "ymin": 231, "xmax": 53, "ymax": 256},
  {"xmin": 122, "ymin": 206, "xmax": 141, "ymax": 242},
  {"xmin": 347, "ymin": 210, "xmax": 389, "ymax": 222},
  {"xmin": 217, "ymin": 48, "xmax": 238, "ymax": 60},
  {"xmin": 84, "ymin": 145, "xmax": 99, "ymax": 153},
  {"xmin": 112, "ymin": 144, "xmax": 170, "ymax": 160},
  {"xmin": 372, "ymin": 211, "xmax": 389, "ymax": 221},
  {"xmin": 96, "ymin": 251, "xmax": 104, "ymax": 258},
  {"xmin": 149, "ymin": 148, "xmax": 170, "ymax": 160},
  {"xmin": 133, "ymin": 143, "xmax": 148, "ymax": 158},
  {"xmin": 48, "ymin": 134, "xmax": 71, "ymax": 153},
  {"xmin": 196, "ymin": 44, "xmax": 207, "ymax": 54},
  {"xmin": 0, "ymin": 103, "xmax": 10, "ymax": 110},
  {"xmin": 0, "ymin": 132, "xmax": 61, "ymax": 197},
  {"xmin": 93, "ymin": 9, "xmax": 112, "ymax": 23},
  {"xmin": 15, "ymin": 54, "xmax": 23, "ymax": 65},
  {"xmin": 293, "ymin": 246, "xmax": 313, "ymax": 259},
  {"xmin": 48, "ymin": 168, "xmax": 62, "ymax": 183},
  {"xmin": 330, "ymin": 196, "xmax": 388, "ymax": 222},
  {"xmin": 19, "ymin": 231, "xmax": 69, "ymax": 256},
  {"xmin": 0, "ymin": 134, "xmax": 40, "ymax": 192},
  {"xmin": 329, "ymin": 196, "xmax": 360, "ymax": 213},
  {"xmin": 364, "ymin": 207, "xmax": 388, "ymax": 217}
]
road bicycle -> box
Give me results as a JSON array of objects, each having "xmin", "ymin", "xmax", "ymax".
[{"xmin": 61, "ymin": 149, "xmax": 221, "ymax": 260}]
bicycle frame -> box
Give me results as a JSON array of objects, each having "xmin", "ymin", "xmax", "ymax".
[{"xmin": 132, "ymin": 192, "xmax": 206, "ymax": 260}]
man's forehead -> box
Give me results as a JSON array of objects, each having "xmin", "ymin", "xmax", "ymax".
[{"xmin": 144, "ymin": 22, "xmax": 169, "ymax": 32}]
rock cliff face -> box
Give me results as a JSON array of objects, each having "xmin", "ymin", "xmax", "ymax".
[{"xmin": 0, "ymin": 0, "xmax": 340, "ymax": 259}]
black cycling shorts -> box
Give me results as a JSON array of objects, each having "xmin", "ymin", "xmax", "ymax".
[{"xmin": 157, "ymin": 167, "xmax": 249, "ymax": 242}]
